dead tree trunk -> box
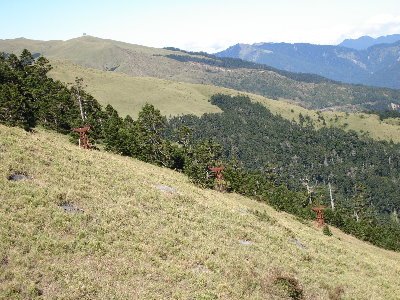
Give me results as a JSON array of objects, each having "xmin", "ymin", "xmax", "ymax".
[
  {"xmin": 354, "ymin": 210, "xmax": 359, "ymax": 222},
  {"xmin": 302, "ymin": 178, "xmax": 313, "ymax": 205},
  {"xmin": 328, "ymin": 182, "xmax": 334, "ymax": 210},
  {"xmin": 77, "ymin": 92, "xmax": 85, "ymax": 122},
  {"xmin": 72, "ymin": 77, "xmax": 86, "ymax": 122}
]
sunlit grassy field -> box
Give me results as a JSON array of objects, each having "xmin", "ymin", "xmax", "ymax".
[
  {"xmin": 49, "ymin": 60, "xmax": 224, "ymax": 117},
  {"xmin": 1, "ymin": 125, "xmax": 400, "ymax": 299}
]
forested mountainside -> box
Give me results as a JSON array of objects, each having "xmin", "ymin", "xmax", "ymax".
[
  {"xmin": 167, "ymin": 95, "xmax": 400, "ymax": 250},
  {"xmin": 1, "ymin": 36, "xmax": 400, "ymax": 111},
  {"xmin": 168, "ymin": 94, "xmax": 400, "ymax": 214},
  {"xmin": 216, "ymin": 40, "xmax": 400, "ymax": 89}
]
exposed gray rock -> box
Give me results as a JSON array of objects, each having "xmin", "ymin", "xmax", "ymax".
[
  {"xmin": 8, "ymin": 173, "xmax": 30, "ymax": 181},
  {"xmin": 59, "ymin": 203, "xmax": 84, "ymax": 213},
  {"xmin": 192, "ymin": 264, "xmax": 210, "ymax": 274},
  {"xmin": 239, "ymin": 239, "xmax": 253, "ymax": 245},
  {"xmin": 289, "ymin": 238, "xmax": 306, "ymax": 249},
  {"xmin": 155, "ymin": 184, "xmax": 177, "ymax": 194}
]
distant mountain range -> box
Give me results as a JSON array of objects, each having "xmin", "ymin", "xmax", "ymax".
[
  {"xmin": 339, "ymin": 34, "xmax": 400, "ymax": 50},
  {"xmin": 216, "ymin": 36, "xmax": 400, "ymax": 89}
]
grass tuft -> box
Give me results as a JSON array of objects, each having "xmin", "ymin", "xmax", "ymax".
[{"xmin": 274, "ymin": 275, "xmax": 304, "ymax": 300}]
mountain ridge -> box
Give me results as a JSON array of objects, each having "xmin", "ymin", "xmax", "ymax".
[
  {"xmin": 216, "ymin": 39, "xmax": 400, "ymax": 89},
  {"xmin": 339, "ymin": 34, "xmax": 400, "ymax": 50}
]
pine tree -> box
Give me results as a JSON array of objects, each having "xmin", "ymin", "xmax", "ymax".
[
  {"xmin": 19, "ymin": 49, "xmax": 34, "ymax": 68},
  {"xmin": 183, "ymin": 139, "xmax": 222, "ymax": 188},
  {"xmin": 118, "ymin": 115, "xmax": 138, "ymax": 156},
  {"xmin": 103, "ymin": 104, "xmax": 123, "ymax": 153},
  {"xmin": 352, "ymin": 184, "xmax": 372, "ymax": 222},
  {"xmin": 0, "ymin": 83, "xmax": 35, "ymax": 130},
  {"xmin": 135, "ymin": 104, "xmax": 173, "ymax": 167}
]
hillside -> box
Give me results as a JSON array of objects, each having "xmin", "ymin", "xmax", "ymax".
[
  {"xmin": 216, "ymin": 41, "xmax": 400, "ymax": 89},
  {"xmin": 2, "ymin": 36, "xmax": 400, "ymax": 110},
  {"xmin": 49, "ymin": 60, "xmax": 223, "ymax": 117},
  {"xmin": 49, "ymin": 60, "xmax": 400, "ymax": 143},
  {"xmin": 1, "ymin": 125, "xmax": 400, "ymax": 299},
  {"xmin": 49, "ymin": 60, "xmax": 224, "ymax": 117}
]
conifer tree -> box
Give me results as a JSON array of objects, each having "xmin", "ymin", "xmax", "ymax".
[
  {"xmin": 0, "ymin": 83, "xmax": 35, "ymax": 130},
  {"xmin": 135, "ymin": 104, "xmax": 173, "ymax": 167},
  {"xmin": 183, "ymin": 139, "xmax": 222, "ymax": 188},
  {"xmin": 103, "ymin": 104, "xmax": 123, "ymax": 153},
  {"xmin": 118, "ymin": 115, "xmax": 138, "ymax": 156}
]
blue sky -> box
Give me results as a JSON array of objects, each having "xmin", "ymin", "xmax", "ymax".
[{"xmin": 1, "ymin": 0, "xmax": 400, "ymax": 52}]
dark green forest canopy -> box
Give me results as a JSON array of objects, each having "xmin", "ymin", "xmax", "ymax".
[{"xmin": 167, "ymin": 94, "xmax": 400, "ymax": 215}]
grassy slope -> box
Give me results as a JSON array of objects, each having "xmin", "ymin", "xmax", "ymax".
[
  {"xmin": 1, "ymin": 125, "xmax": 400, "ymax": 299},
  {"xmin": 49, "ymin": 60, "xmax": 223, "ymax": 117},
  {"xmin": 49, "ymin": 60, "xmax": 400, "ymax": 143}
]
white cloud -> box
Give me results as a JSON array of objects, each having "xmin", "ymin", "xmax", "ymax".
[{"xmin": 340, "ymin": 14, "xmax": 400, "ymax": 41}]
